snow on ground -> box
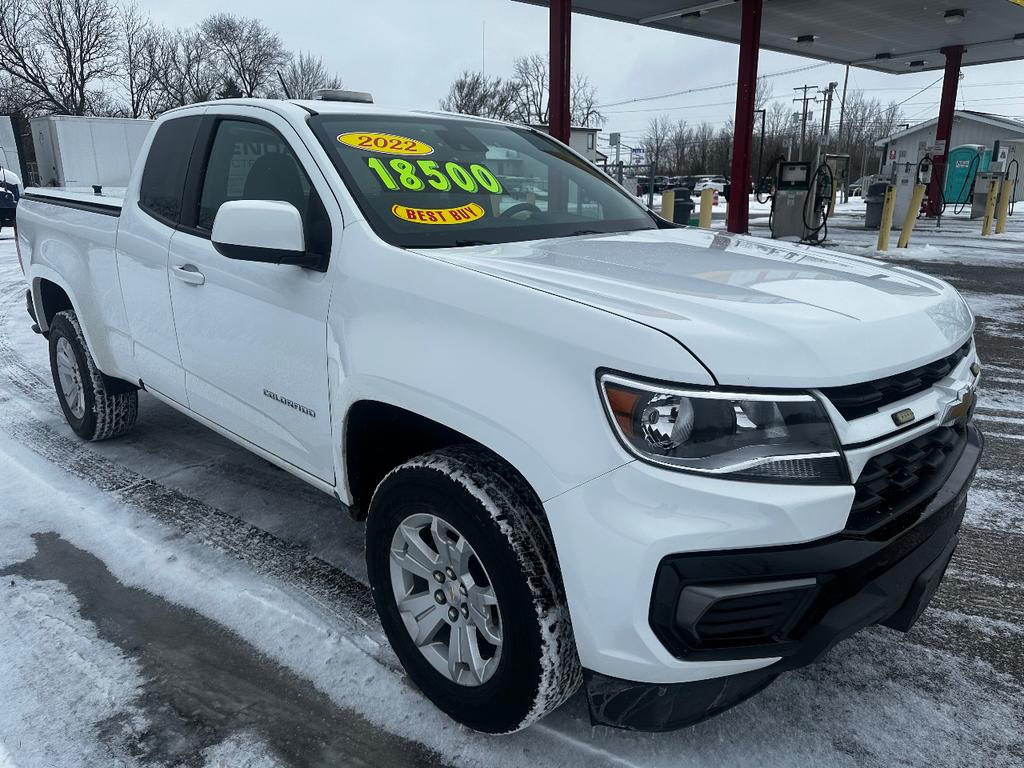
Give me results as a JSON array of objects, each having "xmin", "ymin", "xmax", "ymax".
[
  {"xmin": 0, "ymin": 573, "xmax": 146, "ymax": 768},
  {"xmin": 1, "ymin": 224, "xmax": 1024, "ymax": 767}
]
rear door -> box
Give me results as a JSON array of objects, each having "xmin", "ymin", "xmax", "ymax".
[
  {"xmin": 166, "ymin": 109, "xmax": 338, "ymax": 481},
  {"xmin": 115, "ymin": 114, "xmax": 204, "ymax": 405}
]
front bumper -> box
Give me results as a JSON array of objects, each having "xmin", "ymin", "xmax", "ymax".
[{"xmin": 581, "ymin": 424, "xmax": 982, "ymax": 730}]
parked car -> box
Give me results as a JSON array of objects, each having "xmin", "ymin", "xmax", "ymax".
[
  {"xmin": 692, "ymin": 175, "xmax": 728, "ymax": 194},
  {"xmin": 849, "ymin": 176, "xmax": 870, "ymax": 197},
  {"xmin": 15, "ymin": 96, "xmax": 983, "ymax": 735}
]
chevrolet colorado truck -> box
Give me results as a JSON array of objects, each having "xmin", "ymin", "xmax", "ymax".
[{"xmin": 14, "ymin": 94, "xmax": 983, "ymax": 734}]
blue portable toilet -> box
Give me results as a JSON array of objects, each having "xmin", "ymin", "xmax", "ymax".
[{"xmin": 944, "ymin": 144, "xmax": 990, "ymax": 204}]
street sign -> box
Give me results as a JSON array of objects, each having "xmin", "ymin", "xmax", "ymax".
[
  {"xmin": 609, "ymin": 132, "xmax": 620, "ymax": 147},
  {"xmin": 630, "ymin": 146, "xmax": 646, "ymax": 161}
]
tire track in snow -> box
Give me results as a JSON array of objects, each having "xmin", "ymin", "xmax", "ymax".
[{"xmin": 2, "ymin": 257, "xmax": 1024, "ymax": 744}]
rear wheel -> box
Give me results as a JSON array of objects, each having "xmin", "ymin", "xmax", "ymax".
[
  {"xmin": 366, "ymin": 446, "xmax": 581, "ymax": 733},
  {"xmin": 48, "ymin": 310, "xmax": 138, "ymax": 441}
]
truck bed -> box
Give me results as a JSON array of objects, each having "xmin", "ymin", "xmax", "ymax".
[
  {"xmin": 17, "ymin": 185, "xmax": 134, "ymax": 384},
  {"xmin": 22, "ymin": 186, "xmax": 125, "ymax": 215}
]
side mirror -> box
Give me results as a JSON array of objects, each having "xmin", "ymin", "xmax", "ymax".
[{"xmin": 211, "ymin": 200, "xmax": 323, "ymax": 270}]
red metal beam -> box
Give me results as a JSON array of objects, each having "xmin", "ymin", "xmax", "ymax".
[
  {"xmin": 926, "ymin": 45, "xmax": 964, "ymax": 218},
  {"xmin": 549, "ymin": 0, "xmax": 571, "ymax": 144},
  {"xmin": 727, "ymin": 0, "xmax": 763, "ymax": 234}
]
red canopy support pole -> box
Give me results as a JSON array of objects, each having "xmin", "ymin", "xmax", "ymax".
[
  {"xmin": 549, "ymin": 0, "xmax": 572, "ymax": 144},
  {"xmin": 727, "ymin": 0, "xmax": 763, "ymax": 234},
  {"xmin": 927, "ymin": 45, "xmax": 963, "ymax": 218}
]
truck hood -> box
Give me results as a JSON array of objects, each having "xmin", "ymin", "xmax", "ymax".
[{"xmin": 418, "ymin": 228, "xmax": 974, "ymax": 388}]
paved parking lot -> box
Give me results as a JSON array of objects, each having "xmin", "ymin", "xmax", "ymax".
[{"xmin": 1, "ymin": 217, "xmax": 1022, "ymax": 767}]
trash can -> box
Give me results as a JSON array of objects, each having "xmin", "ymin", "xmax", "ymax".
[
  {"xmin": 864, "ymin": 182, "xmax": 889, "ymax": 229},
  {"xmin": 672, "ymin": 188, "xmax": 696, "ymax": 225}
]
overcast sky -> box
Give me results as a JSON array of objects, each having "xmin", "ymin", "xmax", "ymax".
[{"xmin": 136, "ymin": 0, "xmax": 1024, "ymax": 146}]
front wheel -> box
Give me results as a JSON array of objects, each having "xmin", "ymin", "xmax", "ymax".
[{"xmin": 366, "ymin": 446, "xmax": 581, "ymax": 733}]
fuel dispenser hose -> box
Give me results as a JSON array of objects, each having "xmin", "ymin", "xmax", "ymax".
[
  {"xmin": 800, "ymin": 162, "xmax": 833, "ymax": 245},
  {"xmin": 761, "ymin": 155, "xmax": 785, "ymax": 237},
  {"xmin": 1007, "ymin": 158, "xmax": 1019, "ymax": 217}
]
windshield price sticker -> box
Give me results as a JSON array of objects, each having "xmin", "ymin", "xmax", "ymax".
[
  {"xmin": 367, "ymin": 158, "xmax": 503, "ymax": 195},
  {"xmin": 338, "ymin": 132, "xmax": 434, "ymax": 156},
  {"xmin": 391, "ymin": 203, "xmax": 485, "ymax": 225}
]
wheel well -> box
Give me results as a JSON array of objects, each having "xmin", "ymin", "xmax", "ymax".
[
  {"xmin": 37, "ymin": 279, "xmax": 73, "ymax": 329},
  {"xmin": 345, "ymin": 401, "xmax": 491, "ymax": 520}
]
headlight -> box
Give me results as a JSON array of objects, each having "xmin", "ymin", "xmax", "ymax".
[{"xmin": 599, "ymin": 372, "xmax": 847, "ymax": 483}]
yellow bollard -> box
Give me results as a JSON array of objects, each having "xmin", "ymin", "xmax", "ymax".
[
  {"xmin": 981, "ymin": 179, "xmax": 1000, "ymax": 236},
  {"xmin": 994, "ymin": 178, "xmax": 1013, "ymax": 234},
  {"xmin": 661, "ymin": 188, "xmax": 676, "ymax": 222},
  {"xmin": 876, "ymin": 184, "xmax": 896, "ymax": 252},
  {"xmin": 699, "ymin": 188, "xmax": 714, "ymax": 229},
  {"xmin": 897, "ymin": 184, "xmax": 926, "ymax": 248}
]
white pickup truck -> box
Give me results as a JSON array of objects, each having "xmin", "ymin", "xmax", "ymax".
[{"xmin": 14, "ymin": 94, "xmax": 983, "ymax": 734}]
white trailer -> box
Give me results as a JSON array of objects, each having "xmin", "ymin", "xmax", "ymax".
[{"xmin": 30, "ymin": 115, "xmax": 153, "ymax": 188}]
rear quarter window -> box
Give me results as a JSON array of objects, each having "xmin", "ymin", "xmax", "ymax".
[{"xmin": 139, "ymin": 115, "xmax": 202, "ymax": 225}]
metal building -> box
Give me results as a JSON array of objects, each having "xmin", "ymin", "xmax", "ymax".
[{"xmin": 876, "ymin": 111, "xmax": 1024, "ymax": 203}]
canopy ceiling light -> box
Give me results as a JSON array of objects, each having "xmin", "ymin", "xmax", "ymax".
[{"xmin": 944, "ymin": 9, "xmax": 966, "ymax": 24}]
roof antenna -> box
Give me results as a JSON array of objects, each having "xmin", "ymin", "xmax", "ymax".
[{"xmin": 277, "ymin": 70, "xmax": 292, "ymax": 100}]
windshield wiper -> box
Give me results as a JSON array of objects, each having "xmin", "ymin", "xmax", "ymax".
[
  {"xmin": 568, "ymin": 229, "xmax": 602, "ymax": 237},
  {"xmin": 453, "ymin": 239, "xmax": 494, "ymax": 247}
]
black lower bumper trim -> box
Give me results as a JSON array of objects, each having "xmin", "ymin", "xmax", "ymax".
[
  {"xmin": 585, "ymin": 424, "xmax": 983, "ymax": 731},
  {"xmin": 584, "ymin": 666, "xmax": 778, "ymax": 733}
]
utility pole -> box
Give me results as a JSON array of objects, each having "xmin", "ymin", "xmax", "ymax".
[
  {"xmin": 793, "ymin": 85, "xmax": 817, "ymax": 159},
  {"xmin": 836, "ymin": 64, "xmax": 850, "ymax": 148},
  {"xmin": 820, "ymin": 81, "xmax": 838, "ymax": 137}
]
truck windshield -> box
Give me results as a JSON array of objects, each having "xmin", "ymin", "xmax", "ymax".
[{"xmin": 309, "ymin": 114, "xmax": 656, "ymax": 248}]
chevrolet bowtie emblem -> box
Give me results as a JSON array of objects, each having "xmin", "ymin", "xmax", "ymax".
[{"xmin": 938, "ymin": 385, "xmax": 977, "ymax": 427}]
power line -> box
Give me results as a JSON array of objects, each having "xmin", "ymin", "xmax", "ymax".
[
  {"xmin": 596, "ymin": 62, "xmax": 828, "ymax": 109},
  {"xmin": 892, "ymin": 75, "xmax": 944, "ymax": 108}
]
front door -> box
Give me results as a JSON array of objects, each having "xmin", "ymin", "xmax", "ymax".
[{"xmin": 167, "ymin": 113, "xmax": 338, "ymax": 481}]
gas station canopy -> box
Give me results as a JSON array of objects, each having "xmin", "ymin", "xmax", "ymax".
[
  {"xmin": 517, "ymin": 0, "xmax": 1024, "ymax": 232},
  {"xmin": 514, "ymin": 0, "xmax": 1024, "ymax": 74}
]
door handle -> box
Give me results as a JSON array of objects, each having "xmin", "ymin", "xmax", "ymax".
[{"xmin": 172, "ymin": 264, "xmax": 205, "ymax": 286}]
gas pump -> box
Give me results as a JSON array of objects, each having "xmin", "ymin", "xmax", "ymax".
[{"xmin": 769, "ymin": 160, "xmax": 832, "ymax": 243}]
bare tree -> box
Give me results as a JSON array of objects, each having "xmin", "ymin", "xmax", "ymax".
[
  {"xmin": 0, "ymin": 72, "xmax": 39, "ymax": 114},
  {"xmin": 117, "ymin": 2, "xmax": 160, "ymax": 117},
  {"xmin": 149, "ymin": 26, "xmax": 220, "ymax": 109},
  {"xmin": 666, "ymin": 120, "xmax": 690, "ymax": 176},
  {"xmin": 201, "ymin": 14, "xmax": 287, "ymax": 98},
  {"xmin": 507, "ymin": 54, "xmax": 605, "ymax": 129},
  {"xmin": 0, "ymin": 0, "xmax": 120, "ymax": 115},
  {"xmin": 439, "ymin": 70, "xmax": 516, "ymax": 119},
  {"xmin": 510, "ymin": 53, "xmax": 549, "ymax": 125},
  {"xmin": 643, "ymin": 115, "xmax": 673, "ymax": 174},
  {"xmin": 570, "ymin": 73, "xmax": 604, "ymax": 128},
  {"xmin": 276, "ymin": 50, "xmax": 342, "ymax": 100}
]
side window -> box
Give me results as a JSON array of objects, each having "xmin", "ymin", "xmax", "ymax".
[
  {"xmin": 139, "ymin": 115, "xmax": 202, "ymax": 224},
  {"xmin": 197, "ymin": 119, "xmax": 331, "ymax": 256}
]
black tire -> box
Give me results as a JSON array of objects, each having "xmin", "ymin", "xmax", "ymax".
[
  {"xmin": 366, "ymin": 446, "xmax": 582, "ymax": 733},
  {"xmin": 48, "ymin": 309, "xmax": 138, "ymax": 441}
]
